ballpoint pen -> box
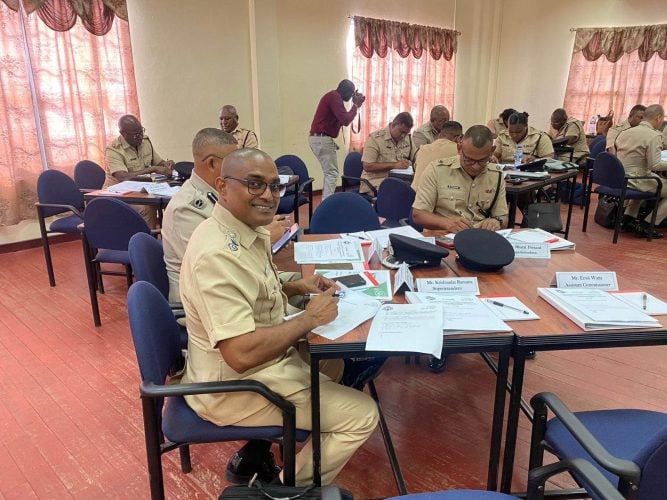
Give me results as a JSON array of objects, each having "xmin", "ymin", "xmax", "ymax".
[
  {"xmin": 487, "ymin": 299, "xmax": 530, "ymax": 315},
  {"xmin": 642, "ymin": 293, "xmax": 648, "ymax": 311},
  {"xmin": 304, "ymin": 292, "xmax": 344, "ymax": 299}
]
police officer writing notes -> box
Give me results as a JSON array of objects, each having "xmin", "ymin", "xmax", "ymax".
[
  {"xmin": 179, "ymin": 148, "xmax": 379, "ymax": 486},
  {"xmin": 309, "ymin": 80, "xmax": 366, "ymax": 200},
  {"xmin": 412, "ymin": 125, "xmax": 508, "ymax": 232}
]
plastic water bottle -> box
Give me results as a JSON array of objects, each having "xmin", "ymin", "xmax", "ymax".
[
  {"xmin": 588, "ymin": 115, "xmax": 599, "ymax": 135},
  {"xmin": 514, "ymin": 145, "xmax": 523, "ymax": 166}
]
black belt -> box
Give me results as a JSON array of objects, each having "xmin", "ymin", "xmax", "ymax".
[{"xmin": 310, "ymin": 132, "xmax": 330, "ymax": 137}]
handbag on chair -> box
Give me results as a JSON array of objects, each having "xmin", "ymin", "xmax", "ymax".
[
  {"xmin": 594, "ymin": 196, "xmax": 619, "ymax": 229},
  {"xmin": 521, "ymin": 202, "xmax": 563, "ymax": 232},
  {"xmin": 219, "ymin": 480, "xmax": 350, "ymax": 500}
]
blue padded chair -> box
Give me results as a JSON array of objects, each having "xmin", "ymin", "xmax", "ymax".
[
  {"xmin": 581, "ymin": 152, "xmax": 662, "ymax": 243},
  {"xmin": 385, "ymin": 458, "xmax": 623, "ymax": 500},
  {"xmin": 35, "ymin": 169, "xmax": 85, "ymax": 286},
  {"xmin": 530, "ymin": 392, "xmax": 667, "ymax": 500},
  {"xmin": 73, "ymin": 160, "xmax": 106, "ymax": 191},
  {"xmin": 275, "ymin": 155, "xmax": 314, "ymax": 225},
  {"xmin": 128, "ymin": 233, "xmax": 187, "ymax": 349},
  {"xmin": 376, "ymin": 178, "xmax": 416, "ymax": 228},
  {"xmin": 580, "ymin": 136, "xmax": 607, "ymax": 209},
  {"xmin": 127, "ymin": 281, "xmax": 308, "ymax": 499},
  {"xmin": 309, "ymin": 192, "xmax": 381, "ymax": 234},
  {"xmin": 81, "ymin": 197, "xmax": 151, "ymax": 326},
  {"xmin": 341, "ymin": 151, "xmax": 376, "ymax": 203}
]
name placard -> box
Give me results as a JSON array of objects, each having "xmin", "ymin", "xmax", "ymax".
[
  {"xmin": 416, "ymin": 277, "xmax": 480, "ymax": 295},
  {"xmin": 510, "ymin": 241, "xmax": 551, "ymax": 259},
  {"xmin": 555, "ymin": 272, "xmax": 619, "ymax": 290}
]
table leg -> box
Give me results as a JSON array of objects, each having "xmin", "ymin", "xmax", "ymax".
[
  {"xmin": 508, "ymin": 194, "xmax": 518, "ymax": 228},
  {"xmin": 310, "ymin": 354, "xmax": 322, "ymax": 486},
  {"xmin": 501, "ymin": 349, "xmax": 527, "ymax": 493},
  {"xmin": 564, "ymin": 175, "xmax": 576, "ymax": 239},
  {"xmin": 487, "ymin": 349, "xmax": 510, "ymax": 491}
]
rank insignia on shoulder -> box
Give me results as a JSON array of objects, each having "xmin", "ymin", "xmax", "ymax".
[{"xmin": 226, "ymin": 231, "xmax": 239, "ymax": 252}]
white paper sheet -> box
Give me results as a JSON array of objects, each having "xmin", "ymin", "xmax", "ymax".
[
  {"xmin": 294, "ymin": 239, "xmax": 364, "ymax": 264},
  {"xmin": 480, "ymin": 296, "xmax": 540, "ymax": 321},
  {"xmin": 366, "ymin": 303, "xmax": 444, "ymax": 357},
  {"xmin": 311, "ymin": 294, "xmax": 382, "ymax": 340},
  {"xmin": 610, "ymin": 292, "xmax": 667, "ymax": 316}
]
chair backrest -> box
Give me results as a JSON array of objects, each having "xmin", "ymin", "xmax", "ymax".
[
  {"xmin": 591, "ymin": 152, "xmax": 626, "ymax": 189},
  {"xmin": 83, "ymin": 197, "xmax": 151, "ymax": 250},
  {"xmin": 376, "ymin": 178, "xmax": 416, "ymax": 222},
  {"xmin": 174, "ymin": 161, "xmax": 194, "ymax": 180},
  {"xmin": 37, "ymin": 169, "xmax": 85, "ymax": 217},
  {"xmin": 407, "ymin": 208, "xmax": 424, "ymax": 232},
  {"xmin": 127, "ymin": 281, "xmax": 182, "ymax": 387},
  {"xmin": 343, "ymin": 152, "xmax": 363, "ymax": 188},
  {"xmin": 309, "ymin": 192, "xmax": 382, "ymax": 234},
  {"xmin": 129, "ymin": 233, "xmax": 169, "ymax": 299},
  {"xmin": 589, "ymin": 135, "xmax": 607, "ymax": 159},
  {"xmin": 635, "ymin": 423, "xmax": 667, "ymax": 499},
  {"xmin": 275, "ymin": 155, "xmax": 310, "ymax": 186},
  {"xmin": 73, "ymin": 160, "xmax": 106, "ymax": 190}
]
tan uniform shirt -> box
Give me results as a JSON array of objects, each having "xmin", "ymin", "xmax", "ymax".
[
  {"xmin": 360, "ymin": 126, "xmax": 416, "ymax": 194},
  {"xmin": 412, "ymin": 122, "xmax": 438, "ymax": 149},
  {"xmin": 606, "ymin": 120, "xmax": 632, "ymax": 151},
  {"xmin": 615, "ymin": 121, "xmax": 667, "ymax": 192},
  {"xmin": 412, "ymin": 138, "xmax": 458, "ymax": 191},
  {"xmin": 487, "ymin": 118, "xmax": 506, "ymax": 138},
  {"xmin": 494, "ymin": 126, "xmax": 554, "ymax": 163},
  {"xmin": 180, "ymin": 204, "xmax": 318, "ymax": 426},
  {"xmin": 104, "ymin": 135, "xmax": 163, "ymax": 186},
  {"xmin": 231, "ymin": 127, "xmax": 259, "ymax": 149},
  {"xmin": 413, "ymin": 157, "xmax": 508, "ymax": 223},
  {"xmin": 161, "ymin": 172, "xmax": 216, "ymax": 303},
  {"xmin": 549, "ymin": 117, "xmax": 589, "ymax": 163},
  {"xmin": 662, "ymin": 126, "xmax": 667, "ymax": 150}
]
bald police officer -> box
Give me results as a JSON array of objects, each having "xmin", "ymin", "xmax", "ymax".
[
  {"xmin": 548, "ymin": 108, "xmax": 589, "ymax": 165},
  {"xmin": 179, "ymin": 148, "xmax": 378, "ymax": 486},
  {"xmin": 412, "ymin": 121, "xmax": 462, "ymax": 191},
  {"xmin": 413, "ymin": 125, "xmax": 509, "ymax": 233},
  {"xmin": 607, "ymin": 104, "xmax": 646, "ymax": 152},
  {"xmin": 615, "ymin": 104, "xmax": 667, "ymax": 237},
  {"xmin": 412, "ymin": 105, "xmax": 451, "ymax": 149},
  {"xmin": 360, "ymin": 112, "xmax": 417, "ymax": 195}
]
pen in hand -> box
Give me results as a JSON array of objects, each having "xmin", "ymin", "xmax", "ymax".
[
  {"xmin": 304, "ymin": 292, "xmax": 344, "ymax": 299},
  {"xmin": 487, "ymin": 299, "xmax": 530, "ymax": 315}
]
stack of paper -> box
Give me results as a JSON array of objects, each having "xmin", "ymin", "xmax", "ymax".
[
  {"xmin": 505, "ymin": 170, "xmax": 550, "ymax": 179},
  {"xmin": 507, "ymin": 228, "xmax": 575, "ymax": 251},
  {"xmin": 106, "ymin": 181, "xmax": 180, "ymax": 197},
  {"xmin": 294, "ymin": 239, "xmax": 364, "ymax": 264},
  {"xmin": 610, "ymin": 291, "xmax": 667, "ymax": 316},
  {"xmin": 405, "ymin": 292, "xmax": 512, "ymax": 334},
  {"xmin": 538, "ymin": 288, "xmax": 661, "ymax": 330},
  {"xmin": 311, "ymin": 294, "xmax": 382, "ymax": 340},
  {"xmin": 389, "ymin": 165, "xmax": 414, "ymax": 175},
  {"xmin": 341, "ymin": 225, "xmax": 425, "ymax": 249}
]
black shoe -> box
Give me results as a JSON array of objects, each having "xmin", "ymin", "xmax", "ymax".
[
  {"xmin": 525, "ymin": 350, "xmax": 537, "ymax": 359},
  {"xmin": 634, "ymin": 221, "xmax": 663, "ymax": 239},
  {"xmin": 225, "ymin": 451, "xmax": 281, "ymax": 484},
  {"xmin": 621, "ymin": 215, "xmax": 638, "ymax": 232},
  {"xmin": 427, "ymin": 355, "xmax": 447, "ymax": 373}
]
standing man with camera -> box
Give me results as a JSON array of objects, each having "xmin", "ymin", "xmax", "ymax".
[{"xmin": 309, "ymin": 80, "xmax": 365, "ymax": 199}]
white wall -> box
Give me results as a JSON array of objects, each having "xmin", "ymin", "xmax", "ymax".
[{"xmin": 126, "ymin": 0, "xmax": 667, "ymax": 190}]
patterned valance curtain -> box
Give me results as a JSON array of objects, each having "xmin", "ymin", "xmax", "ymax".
[
  {"xmin": 354, "ymin": 15, "xmax": 458, "ymax": 61},
  {"xmin": 573, "ymin": 24, "xmax": 667, "ymax": 62},
  {"xmin": 1, "ymin": 0, "xmax": 127, "ymax": 35}
]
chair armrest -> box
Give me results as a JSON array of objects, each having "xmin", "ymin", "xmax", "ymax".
[
  {"xmin": 341, "ymin": 176, "xmax": 378, "ymax": 198},
  {"xmin": 140, "ymin": 379, "xmax": 295, "ymax": 416},
  {"xmin": 531, "ymin": 392, "xmax": 641, "ymax": 482},
  {"xmin": 35, "ymin": 202, "xmax": 84, "ymax": 219},
  {"xmin": 150, "ymin": 229, "xmax": 161, "ymax": 236},
  {"xmin": 297, "ymin": 178, "xmax": 314, "ymax": 195},
  {"xmin": 398, "ymin": 218, "xmax": 409, "ymax": 226},
  {"xmin": 624, "ymin": 174, "xmax": 663, "ymax": 186},
  {"xmin": 78, "ymin": 188, "xmax": 97, "ymax": 194},
  {"xmin": 527, "ymin": 458, "xmax": 624, "ymax": 500}
]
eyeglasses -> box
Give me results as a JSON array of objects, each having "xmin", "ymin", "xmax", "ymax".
[
  {"xmin": 460, "ymin": 152, "xmax": 491, "ymax": 168},
  {"xmin": 122, "ymin": 127, "xmax": 145, "ymax": 140},
  {"xmin": 224, "ymin": 176, "xmax": 286, "ymax": 197}
]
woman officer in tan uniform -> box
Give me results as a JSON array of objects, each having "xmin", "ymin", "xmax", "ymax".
[{"xmin": 494, "ymin": 112, "xmax": 554, "ymax": 164}]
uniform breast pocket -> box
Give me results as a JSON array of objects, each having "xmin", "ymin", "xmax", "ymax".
[
  {"xmin": 141, "ymin": 150, "xmax": 153, "ymax": 167},
  {"xmin": 474, "ymin": 191, "xmax": 495, "ymax": 214},
  {"xmin": 438, "ymin": 189, "xmax": 466, "ymax": 214},
  {"xmin": 501, "ymin": 144, "xmax": 515, "ymax": 162},
  {"xmin": 255, "ymin": 271, "xmax": 281, "ymax": 324}
]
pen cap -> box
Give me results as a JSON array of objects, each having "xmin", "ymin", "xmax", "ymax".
[
  {"xmin": 386, "ymin": 234, "xmax": 448, "ymax": 268},
  {"xmin": 454, "ymin": 228, "xmax": 515, "ymax": 272}
]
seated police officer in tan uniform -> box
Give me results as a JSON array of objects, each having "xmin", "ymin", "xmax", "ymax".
[
  {"xmin": 493, "ymin": 112, "xmax": 554, "ymax": 163},
  {"xmin": 412, "ymin": 105, "xmax": 450, "ymax": 150},
  {"xmin": 607, "ymin": 104, "xmax": 646, "ymax": 152},
  {"xmin": 220, "ymin": 104, "xmax": 259, "ymax": 149},
  {"xmin": 360, "ymin": 112, "xmax": 417, "ymax": 195},
  {"xmin": 615, "ymin": 104, "xmax": 667, "ymax": 238},
  {"xmin": 486, "ymin": 108, "xmax": 517, "ymax": 139},
  {"xmin": 413, "ymin": 125, "xmax": 509, "ymax": 233},
  {"xmin": 412, "ymin": 121, "xmax": 462, "ymax": 191},
  {"xmin": 548, "ymin": 108, "xmax": 589, "ymax": 165},
  {"xmin": 104, "ymin": 115, "xmax": 174, "ymax": 227},
  {"xmin": 179, "ymin": 148, "xmax": 379, "ymax": 486}
]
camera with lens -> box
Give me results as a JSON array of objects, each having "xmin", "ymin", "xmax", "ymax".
[{"xmin": 352, "ymin": 90, "xmax": 366, "ymax": 106}]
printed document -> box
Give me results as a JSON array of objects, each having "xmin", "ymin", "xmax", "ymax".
[
  {"xmin": 311, "ymin": 294, "xmax": 382, "ymax": 340},
  {"xmin": 507, "ymin": 228, "xmax": 575, "ymax": 251},
  {"xmin": 294, "ymin": 239, "xmax": 364, "ymax": 264},
  {"xmin": 610, "ymin": 291, "xmax": 667, "ymax": 316},
  {"xmin": 366, "ymin": 303, "xmax": 444, "ymax": 357}
]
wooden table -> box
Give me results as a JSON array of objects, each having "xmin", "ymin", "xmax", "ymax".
[
  {"xmin": 447, "ymin": 248, "xmax": 667, "ymax": 492},
  {"xmin": 302, "ymin": 234, "xmax": 514, "ymax": 494}
]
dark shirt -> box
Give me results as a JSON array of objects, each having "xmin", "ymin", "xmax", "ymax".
[{"xmin": 309, "ymin": 90, "xmax": 358, "ymax": 138}]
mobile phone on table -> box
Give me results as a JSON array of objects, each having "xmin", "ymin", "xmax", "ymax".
[
  {"xmin": 434, "ymin": 235, "xmax": 456, "ymax": 249},
  {"xmin": 332, "ymin": 274, "xmax": 367, "ymax": 289}
]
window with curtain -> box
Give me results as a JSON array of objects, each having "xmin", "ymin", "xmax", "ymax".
[
  {"xmin": 349, "ymin": 16, "xmax": 457, "ymax": 151},
  {"xmin": 563, "ymin": 24, "xmax": 667, "ymax": 126},
  {"xmin": 0, "ymin": 0, "xmax": 138, "ymax": 227}
]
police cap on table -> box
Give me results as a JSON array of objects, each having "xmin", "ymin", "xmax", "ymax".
[
  {"xmin": 454, "ymin": 228, "xmax": 515, "ymax": 272},
  {"xmin": 387, "ymin": 234, "xmax": 448, "ymax": 267}
]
